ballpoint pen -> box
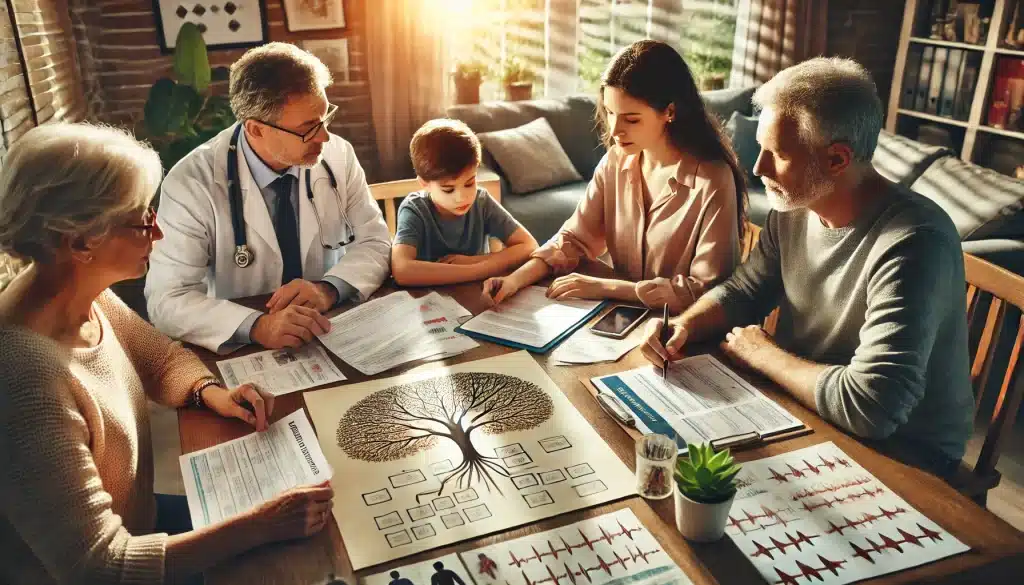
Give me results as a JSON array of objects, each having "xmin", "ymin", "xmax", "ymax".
[{"xmin": 660, "ymin": 303, "xmax": 670, "ymax": 380}]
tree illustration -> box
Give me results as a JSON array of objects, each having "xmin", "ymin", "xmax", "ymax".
[{"xmin": 336, "ymin": 372, "xmax": 554, "ymax": 497}]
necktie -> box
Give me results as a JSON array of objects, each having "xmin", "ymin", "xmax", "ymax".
[{"xmin": 271, "ymin": 174, "xmax": 302, "ymax": 284}]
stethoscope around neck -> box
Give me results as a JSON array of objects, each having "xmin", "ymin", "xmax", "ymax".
[{"xmin": 227, "ymin": 124, "xmax": 355, "ymax": 268}]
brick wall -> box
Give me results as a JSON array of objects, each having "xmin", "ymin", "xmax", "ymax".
[
  {"xmin": 826, "ymin": 0, "xmax": 905, "ymax": 117},
  {"xmin": 72, "ymin": 0, "xmax": 378, "ymax": 179}
]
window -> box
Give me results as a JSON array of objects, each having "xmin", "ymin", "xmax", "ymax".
[{"xmin": 449, "ymin": 0, "xmax": 737, "ymax": 101}]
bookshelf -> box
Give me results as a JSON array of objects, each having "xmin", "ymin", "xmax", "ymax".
[{"xmin": 887, "ymin": 0, "xmax": 1024, "ymax": 175}]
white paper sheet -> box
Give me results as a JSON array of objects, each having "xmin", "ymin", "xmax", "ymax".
[
  {"xmin": 179, "ymin": 410, "xmax": 332, "ymax": 528},
  {"xmin": 462, "ymin": 509, "xmax": 692, "ymax": 585},
  {"xmin": 417, "ymin": 292, "xmax": 479, "ymax": 360},
  {"xmin": 590, "ymin": 354, "xmax": 803, "ymax": 447},
  {"xmin": 458, "ymin": 286, "xmax": 601, "ymax": 349},
  {"xmin": 362, "ymin": 553, "xmax": 471, "ymax": 585},
  {"xmin": 303, "ymin": 351, "xmax": 636, "ymax": 570},
  {"xmin": 318, "ymin": 291, "xmax": 477, "ymax": 375},
  {"xmin": 725, "ymin": 442, "xmax": 968, "ymax": 584},
  {"xmin": 216, "ymin": 345, "xmax": 346, "ymax": 396},
  {"xmin": 551, "ymin": 325, "xmax": 643, "ymax": 365}
]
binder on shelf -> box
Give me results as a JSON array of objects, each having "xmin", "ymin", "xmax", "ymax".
[
  {"xmin": 915, "ymin": 45, "xmax": 936, "ymax": 112},
  {"xmin": 926, "ymin": 47, "xmax": 949, "ymax": 115},
  {"xmin": 902, "ymin": 45, "xmax": 923, "ymax": 109},
  {"xmin": 955, "ymin": 54, "xmax": 981, "ymax": 121},
  {"xmin": 940, "ymin": 49, "xmax": 965, "ymax": 117}
]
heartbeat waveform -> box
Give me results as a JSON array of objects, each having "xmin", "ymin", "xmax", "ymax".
[
  {"xmin": 517, "ymin": 546, "xmax": 662, "ymax": 585},
  {"xmin": 790, "ymin": 477, "xmax": 875, "ymax": 500},
  {"xmin": 767, "ymin": 455, "xmax": 852, "ymax": 483},
  {"xmin": 848, "ymin": 524, "xmax": 945, "ymax": 563},
  {"xmin": 726, "ymin": 505, "xmax": 797, "ymax": 535},
  {"xmin": 824, "ymin": 506, "xmax": 909, "ymax": 535},
  {"xmin": 749, "ymin": 531, "xmax": 822, "ymax": 560},
  {"xmin": 507, "ymin": 521, "xmax": 645, "ymax": 568},
  {"xmin": 772, "ymin": 555, "xmax": 848, "ymax": 585},
  {"xmin": 799, "ymin": 487, "xmax": 887, "ymax": 511}
]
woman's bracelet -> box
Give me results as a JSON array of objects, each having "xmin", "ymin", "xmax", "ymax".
[{"xmin": 189, "ymin": 378, "xmax": 221, "ymax": 409}]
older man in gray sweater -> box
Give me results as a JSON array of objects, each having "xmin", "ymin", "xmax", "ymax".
[{"xmin": 645, "ymin": 57, "xmax": 973, "ymax": 478}]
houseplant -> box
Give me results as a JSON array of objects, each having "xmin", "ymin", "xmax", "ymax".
[
  {"xmin": 452, "ymin": 59, "xmax": 489, "ymax": 105},
  {"xmin": 137, "ymin": 22, "xmax": 236, "ymax": 173},
  {"xmin": 502, "ymin": 56, "xmax": 535, "ymax": 101},
  {"xmin": 673, "ymin": 442, "xmax": 741, "ymax": 542}
]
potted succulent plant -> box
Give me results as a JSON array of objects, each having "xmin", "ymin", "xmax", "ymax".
[
  {"xmin": 452, "ymin": 59, "xmax": 489, "ymax": 105},
  {"xmin": 673, "ymin": 442, "xmax": 741, "ymax": 542},
  {"xmin": 502, "ymin": 57, "xmax": 535, "ymax": 101}
]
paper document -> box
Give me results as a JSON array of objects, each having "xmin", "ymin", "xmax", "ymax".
[
  {"xmin": 551, "ymin": 325, "xmax": 643, "ymax": 364},
  {"xmin": 179, "ymin": 409, "xmax": 332, "ymax": 528},
  {"xmin": 216, "ymin": 345, "xmax": 345, "ymax": 396},
  {"xmin": 319, "ymin": 291, "xmax": 477, "ymax": 375},
  {"xmin": 591, "ymin": 354, "xmax": 803, "ymax": 448},
  {"xmin": 458, "ymin": 286, "xmax": 601, "ymax": 350}
]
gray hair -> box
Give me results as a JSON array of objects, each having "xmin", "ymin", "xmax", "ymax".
[
  {"xmin": 229, "ymin": 42, "xmax": 333, "ymax": 122},
  {"xmin": 0, "ymin": 123, "xmax": 161, "ymax": 268},
  {"xmin": 752, "ymin": 57, "xmax": 883, "ymax": 162}
]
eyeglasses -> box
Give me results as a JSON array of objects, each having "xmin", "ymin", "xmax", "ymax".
[
  {"xmin": 123, "ymin": 206, "xmax": 157, "ymax": 237},
  {"xmin": 254, "ymin": 103, "xmax": 339, "ymax": 143}
]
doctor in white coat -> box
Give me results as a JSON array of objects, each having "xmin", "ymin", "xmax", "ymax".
[{"xmin": 146, "ymin": 43, "xmax": 391, "ymax": 354}]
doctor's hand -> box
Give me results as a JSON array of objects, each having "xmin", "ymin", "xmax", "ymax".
[
  {"xmin": 641, "ymin": 317, "xmax": 688, "ymax": 365},
  {"xmin": 202, "ymin": 383, "xmax": 275, "ymax": 432},
  {"xmin": 267, "ymin": 279, "xmax": 338, "ymax": 314},
  {"xmin": 251, "ymin": 306, "xmax": 332, "ymax": 350}
]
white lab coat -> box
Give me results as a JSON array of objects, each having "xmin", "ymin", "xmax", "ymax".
[{"xmin": 145, "ymin": 124, "xmax": 392, "ymax": 354}]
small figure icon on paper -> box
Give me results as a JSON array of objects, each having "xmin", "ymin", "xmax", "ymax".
[
  {"xmin": 388, "ymin": 571, "xmax": 414, "ymax": 585},
  {"xmin": 476, "ymin": 553, "xmax": 498, "ymax": 579},
  {"xmin": 431, "ymin": 562, "xmax": 466, "ymax": 585}
]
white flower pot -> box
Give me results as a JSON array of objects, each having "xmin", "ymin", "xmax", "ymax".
[{"xmin": 673, "ymin": 484, "xmax": 736, "ymax": 542}]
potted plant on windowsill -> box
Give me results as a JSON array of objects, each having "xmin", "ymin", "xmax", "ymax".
[
  {"xmin": 452, "ymin": 59, "xmax": 489, "ymax": 105},
  {"xmin": 674, "ymin": 442, "xmax": 742, "ymax": 542},
  {"xmin": 502, "ymin": 57, "xmax": 535, "ymax": 101}
]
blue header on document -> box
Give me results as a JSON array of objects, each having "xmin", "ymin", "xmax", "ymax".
[{"xmin": 598, "ymin": 375, "xmax": 675, "ymax": 438}]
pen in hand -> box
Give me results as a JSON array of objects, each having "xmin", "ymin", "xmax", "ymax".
[{"xmin": 660, "ymin": 303, "xmax": 671, "ymax": 380}]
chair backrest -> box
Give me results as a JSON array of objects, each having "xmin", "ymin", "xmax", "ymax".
[
  {"xmin": 368, "ymin": 174, "xmax": 502, "ymax": 236},
  {"xmin": 963, "ymin": 253, "xmax": 1024, "ymax": 485}
]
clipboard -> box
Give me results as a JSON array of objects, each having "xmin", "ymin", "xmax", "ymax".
[
  {"xmin": 455, "ymin": 301, "xmax": 607, "ymax": 354},
  {"xmin": 579, "ymin": 377, "xmax": 812, "ymax": 453}
]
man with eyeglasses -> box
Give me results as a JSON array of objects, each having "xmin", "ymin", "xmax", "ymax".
[{"xmin": 146, "ymin": 42, "xmax": 391, "ymax": 354}]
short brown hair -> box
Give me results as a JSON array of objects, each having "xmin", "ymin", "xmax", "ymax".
[
  {"xmin": 229, "ymin": 42, "xmax": 333, "ymax": 122},
  {"xmin": 410, "ymin": 119, "xmax": 481, "ymax": 181}
]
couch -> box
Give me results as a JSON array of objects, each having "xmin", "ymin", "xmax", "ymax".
[{"xmin": 447, "ymin": 89, "xmax": 1024, "ymax": 274}]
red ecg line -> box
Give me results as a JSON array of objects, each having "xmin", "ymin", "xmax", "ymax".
[
  {"xmin": 767, "ymin": 455, "xmax": 852, "ymax": 483},
  {"xmin": 517, "ymin": 546, "xmax": 661, "ymax": 585},
  {"xmin": 790, "ymin": 477, "xmax": 875, "ymax": 500},
  {"xmin": 772, "ymin": 555, "xmax": 847, "ymax": 585},
  {"xmin": 849, "ymin": 524, "xmax": 945, "ymax": 563},
  {"xmin": 799, "ymin": 487, "xmax": 887, "ymax": 511},
  {"xmin": 726, "ymin": 505, "xmax": 797, "ymax": 535},
  {"xmin": 824, "ymin": 506, "xmax": 909, "ymax": 536},
  {"xmin": 506, "ymin": 521, "xmax": 644, "ymax": 568},
  {"xmin": 750, "ymin": 531, "xmax": 822, "ymax": 560}
]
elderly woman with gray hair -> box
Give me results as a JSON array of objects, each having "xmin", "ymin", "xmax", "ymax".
[{"xmin": 0, "ymin": 123, "xmax": 334, "ymax": 585}]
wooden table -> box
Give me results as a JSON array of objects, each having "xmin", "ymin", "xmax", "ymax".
[{"xmin": 179, "ymin": 280, "xmax": 1024, "ymax": 585}]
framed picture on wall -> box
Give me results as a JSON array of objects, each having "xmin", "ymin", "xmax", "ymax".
[
  {"xmin": 301, "ymin": 38, "xmax": 349, "ymax": 82},
  {"xmin": 282, "ymin": 0, "xmax": 346, "ymax": 32},
  {"xmin": 152, "ymin": 1, "xmax": 269, "ymax": 54}
]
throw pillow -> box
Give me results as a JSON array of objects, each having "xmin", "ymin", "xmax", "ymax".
[
  {"xmin": 477, "ymin": 117, "xmax": 583, "ymax": 195},
  {"xmin": 872, "ymin": 130, "xmax": 954, "ymax": 186},
  {"xmin": 725, "ymin": 111, "xmax": 762, "ymax": 187}
]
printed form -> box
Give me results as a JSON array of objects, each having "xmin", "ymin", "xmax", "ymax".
[
  {"xmin": 216, "ymin": 345, "xmax": 345, "ymax": 396},
  {"xmin": 180, "ymin": 409, "xmax": 332, "ymax": 528},
  {"xmin": 591, "ymin": 354, "xmax": 803, "ymax": 447},
  {"xmin": 458, "ymin": 286, "xmax": 601, "ymax": 349}
]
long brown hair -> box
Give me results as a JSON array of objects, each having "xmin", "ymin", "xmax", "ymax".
[{"xmin": 597, "ymin": 40, "xmax": 748, "ymax": 237}]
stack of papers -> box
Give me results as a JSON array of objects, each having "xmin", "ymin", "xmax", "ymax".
[
  {"xmin": 216, "ymin": 345, "xmax": 346, "ymax": 396},
  {"xmin": 457, "ymin": 286, "xmax": 603, "ymax": 351},
  {"xmin": 318, "ymin": 291, "xmax": 477, "ymax": 375},
  {"xmin": 551, "ymin": 325, "xmax": 644, "ymax": 365}
]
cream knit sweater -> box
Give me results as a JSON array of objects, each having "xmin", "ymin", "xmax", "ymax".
[{"xmin": 0, "ymin": 289, "xmax": 214, "ymax": 584}]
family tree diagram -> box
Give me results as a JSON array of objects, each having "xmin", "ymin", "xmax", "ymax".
[
  {"xmin": 724, "ymin": 442, "xmax": 968, "ymax": 585},
  {"xmin": 337, "ymin": 372, "xmax": 554, "ymax": 499},
  {"xmin": 304, "ymin": 352, "xmax": 635, "ymax": 570}
]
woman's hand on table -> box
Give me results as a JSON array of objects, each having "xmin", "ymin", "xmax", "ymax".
[
  {"xmin": 483, "ymin": 275, "xmax": 523, "ymax": 305},
  {"xmin": 202, "ymin": 383, "xmax": 275, "ymax": 432},
  {"xmin": 248, "ymin": 481, "xmax": 335, "ymax": 543},
  {"xmin": 545, "ymin": 273, "xmax": 623, "ymax": 301}
]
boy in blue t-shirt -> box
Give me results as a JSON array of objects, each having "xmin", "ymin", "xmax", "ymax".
[{"xmin": 391, "ymin": 119, "xmax": 538, "ymax": 286}]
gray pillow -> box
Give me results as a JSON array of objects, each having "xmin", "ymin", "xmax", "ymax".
[
  {"xmin": 725, "ymin": 111, "xmax": 762, "ymax": 186},
  {"xmin": 701, "ymin": 86, "xmax": 757, "ymax": 122},
  {"xmin": 872, "ymin": 130, "xmax": 953, "ymax": 186},
  {"xmin": 477, "ymin": 117, "xmax": 583, "ymax": 195},
  {"xmin": 910, "ymin": 156, "xmax": 1024, "ymax": 241}
]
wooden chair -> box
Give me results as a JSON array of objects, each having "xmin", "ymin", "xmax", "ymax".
[
  {"xmin": 368, "ymin": 168, "xmax": 502, "ymax": 236},
  {"xmin": 955, "ymin": 252, "xmax": 1024, "ymax": 505},
  {"xmin": 740, "ymin": 221, "xmax": 780, "ymax": 335}
]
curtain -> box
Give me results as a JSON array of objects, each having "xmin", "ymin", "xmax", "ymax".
[
  {"xmin": 729, "ymin": 0, "xmax": 829, "ymax": 88},
  {"xmin": 365, "ymin": 0, "xmax": 450, "ymax": 182}
]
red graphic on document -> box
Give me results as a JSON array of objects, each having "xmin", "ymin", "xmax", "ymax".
[
  {"xmin": 516, "ymin": 546, "xmax": 662, "ymax": 585},
  {"xmin": 824, "ymin": 506, "xmax": 909, "ymax": 536},
  {"xmin": 768, "ymin": 456, "xmax": 852, "ymax": 483},
  {"xmin": 848, "ymin": 524, "xmax": 945, "ymax": 563},
  {"xmin": 771, "ymin": 555, "xmax": 848, "ymax": 584},
  {"xmin": 506, "ymin": 520, "xmax": 644, "ymax": 568},
  {"xmin": 726, "ymin": 505, "xmax": 798, "ymax": 535}
]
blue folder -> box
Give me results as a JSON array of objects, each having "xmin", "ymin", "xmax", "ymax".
[{"xmin": 455, "ymin": 301, "xmax": 607, "ymax": 354}]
